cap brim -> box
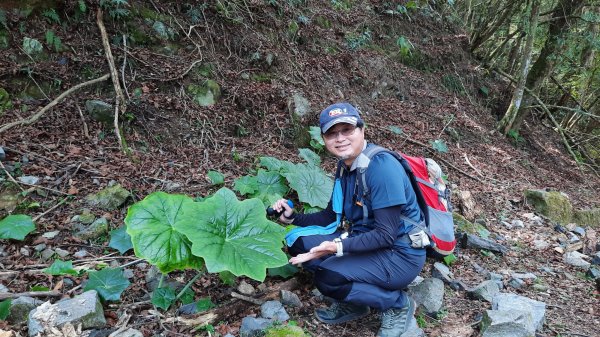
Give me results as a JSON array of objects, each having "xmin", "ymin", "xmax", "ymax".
[{"xmin": 322, "ymin": 116, "xmax": 358, "ymax": 133}]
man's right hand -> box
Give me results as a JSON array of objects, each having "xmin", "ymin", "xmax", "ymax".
[{"xmin": 271, "ymin": 199, "xmax": 294, "ymax": 224}]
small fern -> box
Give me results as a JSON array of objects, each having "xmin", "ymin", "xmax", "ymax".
[
  {"xmin": 78, "ymin": 0, "xmax": 87, "ymax": 13},
  {"xmin": 100, "ymin": 0, "xmax": 130, "ymax": 20},
  {"xmin": 45, "ymin": 30, "xmax": 62, "ymax": 52},
  {"xmin": 42, "ymin": 9, "xmax": 61, "ymax": 24}
]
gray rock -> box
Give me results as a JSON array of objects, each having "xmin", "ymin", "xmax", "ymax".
[
  {"xmin": 75, "ymin": 217, "xmax": 109, "ymax": 241},
  {"xmin": 85, "ymin": 184, "xmax": 130, "ymax": 210},
  {"xmin": 17, "ymin": 176, "xmax": 40, "ymax": 185},
  {"xmin": 460, "ymin": 233, "xmax": 508, "ymax": 255},
  {"xmin": 55, "ymin": 248, "xmax": 70, "ymax": 258},
  {"xmin": 85, "ymin": 100, "xmax": 114, "ymax": 123},
  {"xmin": 239, "ymin": 316, "xmax": 272, "ymax": 337},
  {"xmin": 74, "ymin": 249, "xmax": 89, "ymax": 258},
  {"xmin": 492, "ymin": 293, "xmax": 546, "ymax": 332},
  {"xmin": 41, "ymin": 248, "xmax": 55, "ymax": 260},
  {"xmin": 237, "ymin": 280, "xmax": 255, "ymax": 295},
  {"xmin": 431, "ymin": 262, "xmax": 462, "ymax": 290},
  {"xmin": 260, "ymin": 300, "xmax": 289, "ymax": 321},
  {"xmin": 0, "ymin": 146, "xmax": 5, "ymax": 161},
  {"xmin": 586, "ymin": 266, "xmax": 600, "ymax": 279},
  {"xmin": 187, "ymin": 80, "xmax": 221, "ymax": 107},
  {"xmin": 488, "ymin": 273, "xmax": 504, "ymax": 289},
  {"xmin": 533, "ymin": 283, "xmax": 549, "ymax": 292},
  {"xmin": 178, "ymin": 302, "xmax": 200, "ymax": 315},
  {"xmin": 34, "ymin": 243, "xmax": 46, "ymax": 252},
  {"xmin": 0, "ymin": 284, "xmax": 8, "ymax": 292},
  {"xmin": 467, "ymin": 280, "xmax": 500, "ymax": 302},
  {"xmin": 20, "ymin": 247, "xmax": 31, "ymax": 256},
  {"xmin": 511, "ymin": 220, "xmax": 525, "ymax": 228},
  {"xmin": 111, "ymin": 328, "xmax": 143, "ymax": 337},
  {"xmin": 145, "ymin": 266, "xmax": 183, "ymax": 292},
  {"xmin": 572, "ymin": 226, "xmax": 586, "ymax": 237},
  {"xmin": 563, "ymin": 251, "xmax": 591, "ymax": 269},
  {"xmin": 512, "ymin": 273, "xmax": 537, "ymax": 280},
  {"xmin": 481, "ymin": 309, "xmax": 535, "ymax": 337},
  {"xmin": 592, "ymin": 252, "xmax": 600, "ymax": 266},
  {"xmin": 42, "ymin": 230, "xmax": 60, "ymax": 239},
  {"xmin": 280, "ymin": 289, "xmax": 303, "ymax": 308},
  {"xmin": 122, "ymin": 269, "xmax": 135, "ymax": 279},
  {"xmin": 28, "ymin": 290, "xmax": 106, "ymax": 336},
  {"xmin": 532, "ymin": 239, "xmax": 550, "ymax": 250},
  {"xmin": 8, "ymin": 296, "xmax": 42, "ymax": 325},
  {"xmin": 508, "ymin": 278, "xmax": 526, "ymax": 289},
  {"xmin": 290, "ymin": 93, "xmax": 311, "ymax": 118},
  {"xmin": 408, "ymin": 277, "xmax": 444, "ymax": 315}
]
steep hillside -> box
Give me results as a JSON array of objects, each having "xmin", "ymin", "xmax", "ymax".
[{"xmin": 0, "ymin": 1, "xmax": 598, "ymax": 336}]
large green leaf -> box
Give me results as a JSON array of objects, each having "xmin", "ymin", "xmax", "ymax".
[
  {"xmin": 259, "ymin": 157, "xmax": 297, "ymax": 174},
  {"xmin": 84, "ymin": 267, "xmax": 130, "ymax": 302},
  {"xmin": 44, "ymin": 260, "xmax": 78, "ymax": 276},
  {"xmin": 151, "ymin": 287, "xmax": 176, "ymax": 310},
  {"xmin": 174, "ymin": 188, "xmax": 288, "ymax": 281},
  {"xmin": 0, "ymin": 214, "xmax": 35, "ymax": 240},
  {"xmin": 286, "ymin": 168, "xmax": 333, "ymax": 208},
  {"xmin": 109, "ymin": 226, "xmax": 133, "ymax": 254},
  {"xmin": 125, "ymin": 192, "xmax": 204, "ymax": 273},
  {"xmin": 308, "ymin": 126, "xmax": 324, "ymax": 146},
  {"xmin": 233, "ymin": 175, "xmax": 258, "ymax": 196},
  {"xmin": 0, "ymin": 299, "xmax": 11, "ymax": 320},
  {"xmin": 251, "ymin": 170, "xmax": 288, "ymax": 205},
  {"xmin": 207, "ymin": 170, "xmax": 224, "ymax": 185},
  {"xmin": 299, "ymin": 148, "xmax": 321, "ymax": 167}
]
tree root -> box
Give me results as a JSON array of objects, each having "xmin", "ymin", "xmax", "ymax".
[{"xmin": 0, "ymin": 74, "xmax": 109, "ymax": 135}]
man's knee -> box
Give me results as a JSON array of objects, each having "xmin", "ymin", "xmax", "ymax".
[{"xmin": 315, "ymin": 267, "xmax": 351, "ymax": 300}]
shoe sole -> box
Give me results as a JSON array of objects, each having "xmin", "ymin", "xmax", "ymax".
[{"xmin": 314, "ymin": 307, "xmax": 370, "ymax": 324}]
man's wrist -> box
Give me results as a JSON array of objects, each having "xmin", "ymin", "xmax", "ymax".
[
  {"xmin": 333, "ymin": 238, "xmax": 343, "ymax": 257},
  {"xmin": 282, "ymin": 212, "xmax": 296, "ymax": 223}
]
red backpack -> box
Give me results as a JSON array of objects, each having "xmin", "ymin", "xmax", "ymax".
[{"xmin": 357, "ymin": 145, "xmax": 456, "ymax": 257}]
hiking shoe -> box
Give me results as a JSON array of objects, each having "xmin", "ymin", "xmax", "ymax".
[
  {"xmin": 376, "ymin": 298, "xmax": 417, "ymax": 337},
  {"xmin": 314, "ymin": 301, "xmax": 370, "ymax": 324}
]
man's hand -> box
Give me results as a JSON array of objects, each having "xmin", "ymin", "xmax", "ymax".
[
  {"xmin": 271, "ymin": 199, "xmax": 294, "ymax": 224},
  {"xmin": 289, "ymin": 241, "xmax": 336, "ymax": 265}
]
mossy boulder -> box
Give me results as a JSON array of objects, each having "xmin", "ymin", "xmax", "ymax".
[
  {"xmin": 0, "ymin": 87, "xmax": 12, "ymax": 115},
  {"xmin": 453, "ymin": 212, "xmax": 489, "ymax": 237},
  {"xmin": 187, "ymin": 80, "xmax": 221, "ymax": 107},
  {"xmin": 573, "ymin": 208, "xmax": 600, "ymax": 228},
  {"xmin": 265, "ymin": 325, "xmax": 308, "ymax": 337},
  {"xmin": 0, "ymin": 189, "xmax": 21, "ymax": 213},
  {"xmin": 75, "ymin": 217, "xmax": 109, "ymax": 241},
  {"xmin": 524, "ymin": 189, "xmax": 573, "ymax": 224},
  {"xmin": 85, "ymin": 100, "xmax": 114, "ymax": 123},
  {"xmin": 85, "ymin": 184, "xmax": 130, "ymax": 210}
]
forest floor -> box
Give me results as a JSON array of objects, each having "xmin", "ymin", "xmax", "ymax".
[{"xmin": 0, "ymin": 1, "xmax": 599, "ymax": 337}]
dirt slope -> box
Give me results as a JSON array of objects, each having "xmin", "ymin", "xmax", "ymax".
[{"xmin": 0, "ymin": 1, "xmax": 598, "ymax": 336}]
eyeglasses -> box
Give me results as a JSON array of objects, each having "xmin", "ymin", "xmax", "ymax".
[{"xmin": 323, "ymin": 125, "xmax": 358, "ymax": 140}]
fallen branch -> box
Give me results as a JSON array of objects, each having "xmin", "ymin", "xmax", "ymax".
[
  {"xmin": 96, "ymin": 8, "xmax": 126, "ymax": 152},
  {"xmin": 0, "ymin": 74, "xmax": 110, "ymax": 135},
  {"xmin": 463, "ymin": 153, "xmax": 484, "ymax": 178},
  {"xmin": 33, "ymin": 197, "xmax": 69, "ymax": 222},
  {"xmin": 0, "ymin": 161, "xmax": 25, "ymax": 192},
  {"xmin": 0, "ymin": 290, "xmax": 61, "ymax": 300},
  {"xmin": 231, "ymin": 291, "xmax": 264, "ymax": 305}
]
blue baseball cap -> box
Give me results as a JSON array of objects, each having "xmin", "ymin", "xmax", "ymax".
[{"xmin": 319, "ymin": 102, "xmax": 364, "ymax": 133}]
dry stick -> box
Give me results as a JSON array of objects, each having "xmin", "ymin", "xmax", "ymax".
[
  {"xmin": 33, "ymin": 197, "xmax": 69, "ymax": 222},
  {"xmin": 121, "ymin": 34, "xmax": 130, "ymax": 100},
  {"xmin": 76, "ymin": 105, "xmax": 90, "ymax": 138},
  {"xmin": 0, "ymin": 74, "xmax": 110, "ymax": 135},
  {"xmin": 0, "ymin": 291, "xmax": 61, "ymax": 300},
  {"xmin": 230, "ymin": 291, "xmax": 264, "ymax": 305},
  {"xmin": 0, "ymin": 161, "xmax": 25, "ymax": 192},
  {"xmin": 96, "ymin": 8, "xmax": 126, "ymax": 152}
]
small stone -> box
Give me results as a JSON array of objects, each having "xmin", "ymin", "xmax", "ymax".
[
  {"xmin": 239, "ymin": 317, "xmax": 272, "ymax": 337},
  {"xmin": 280, "ymin": 290, "xmax": 303, "ymax": 308},
  {"xmin": 0, "ymin": 147, "xmax": 5, "ymax": 161},
  {"xmin": 260, "ymin": 300, "xmax": 289, "ymax": 321},
  {"xmin": 42, "ymin": 231, "xmax": 60, "ymax": 239},
  {"xmin": 508, "ymin": 278, "xmax": 526, "ymax": 289},
  {"xmin": 0, "ymin": 284, "xmax": 8, "ymax": 292},
  {"xmin": 533, "ymin": 283, "xmax": 549, "ymax": 292},
  {"xmin": 587, "ymin": 266, "xmax": 600, "ymax": 279},
  {"xmin": 592, "ymin": 252, "xmax": 600, "ymax": 266},
  {"xmin": 73, "ymin": 250, "xmax": 88, "ymax": 258},
  {"xmin": 55, "ymin": 248, "xmax": 70, "ymax": 258},
  {"xmin": 568, "ymin": 232, "xmax": 580, "ymax": 243},
  {"xmin": 20, "ymin": 247, "xmax": 31, "ymax": 256},
  {"xmin": 564, "ymin": 251, "xmax": 591, "ymax": 269},
  {"xmin": 512, "ymin": 272, "xmax": 537, "ymax": 280},
  {"xmin": 533, "ymin": 240, "xmax": 550, "ymax": 250},
  {"xmin": 41, "ymin": 248, "xmax": 55, "ymax": 260},
  {"xmin": 572, "ymin": 226, "xmax": 586, "ymax": 237},
  {"xmin": 511, "ymin": 220, "xmax": 525, "ymax": 228},
  {"xmin": 257, "ymin": 283, "xmax": 268, "ymax": 292},
  {"xmin": 501, "ymin": 221, "xmax": 512, "ymax": 229},
  {"xmin": 17, "ymin": 176, "xmax": 40, "ymax": 185},
  {"xmin": 122, "ymin": 269, "xmax": 135, "ymax": 279},
  {"xmin": 34, "ymin": 244, "xmax": 46, "ymax": 252},
  {"xmin": 238, "ymin": 280, "xmax": 255, "ymax": 295}
]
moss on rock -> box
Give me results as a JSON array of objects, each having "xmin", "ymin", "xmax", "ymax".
[
  {"xmin": 573, "ymin": 208, "xmax": 600, "ymax": 228},
  {"xmin": 525, "ymin": 189, "xmax": 573, "ymax": 224}
]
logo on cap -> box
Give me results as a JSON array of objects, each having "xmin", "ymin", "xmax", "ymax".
[{"xmin": 328, "ymin": 108, "xmax": 346, "ymax": 117}]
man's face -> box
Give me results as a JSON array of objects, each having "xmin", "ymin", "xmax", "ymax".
[{"xmin": 323, "ymin": 123, "xmax": 365, "ymax": 165}]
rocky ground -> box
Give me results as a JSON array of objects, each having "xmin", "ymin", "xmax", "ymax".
[{"xmin": 0, "ymin": 1, "xmax": 599, "ymax": 337}]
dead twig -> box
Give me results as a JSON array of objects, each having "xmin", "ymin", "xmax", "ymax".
[
  {"xmin": 33, "ymin": 197, "xmax": 69, "ymax": 222},
  {"xmin": 0, "ymin": 161, "xmax": 25, "ymax": 192},
  {"xmin": 96, "ymin": 8, "xmax": 126, "ymax": 152},
  {"xmin": 231, "ymin": 291, "xmax": 264, "ymax": 305},
  {"xmin": 463, "ymin": 153, "xmax": 484, "ymax": 178},
  {"xmin": 0, "ymin": 74, "xmax": 110, "ymax": 135},
  {"xmin": 76, "ymin": 105, "xmax": 90, "ymax": 138},
  {"xmin": 0, "ymin": 291, "xmax": 61, "ymax": 300}
]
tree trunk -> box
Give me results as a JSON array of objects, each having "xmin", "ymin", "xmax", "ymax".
[
  {"xmin": 470, "ymin": 1, "xmax": 519, "ymax": 52},
  {"xmin": 497, "ymin": 0, "xmax": 539, "ymax": 134},
  {"xmin": 508, "ymin": 0, "xmax": 586, "ymax": 132}
]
